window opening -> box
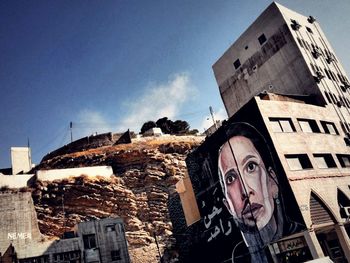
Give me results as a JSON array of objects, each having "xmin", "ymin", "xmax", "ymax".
[
  {"xmin": 233, "ymin": 59, "xmax": 241, "ymax": 70},
  {"xmin": 313, "ymin": 154, "xmax": 337, "ymax": 168},
  {"xmin": 285, "ymin": 154, "xmax": 313, "ymax": 170}
]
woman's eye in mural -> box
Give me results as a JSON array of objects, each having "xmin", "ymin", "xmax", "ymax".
[
  {"xmin": 246, "ymin": 161, "xmax": 257, "ymax": 173},
  {"xmin": 225, "ymin": 172, "xmax": 236, "ymax": 185}
]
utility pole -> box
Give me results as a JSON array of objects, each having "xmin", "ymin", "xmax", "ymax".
[
  {"xmin": 209, "ymin": 106, "xmax": 217, "ymax": 129},
  {"xmin": 70, "ymin": 122, "xmax": 73, "ymax": 143}
]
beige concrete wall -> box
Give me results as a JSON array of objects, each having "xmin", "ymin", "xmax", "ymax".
[
  {"xmin": 257, "ymin": 97, "xmax": 349, "ymax": 180},
  {"xmin": 0, "ymin": 174, "xmax": 34, "ymax": 188},
  {"xmin": 0, "ymin": 192, "xmax": 42, "ymax": 256},
  {"xmin": 176, "ymin": 176, "xmax": 200, "ymax": 226},
  {"xmin": 290, "ymin": 177, "xmax": 350, "ymax": 228},
  {"xmin": 257, "ymin": 97, "xmax": 350, "ymax": 227},
  {"xmin": 36, "ymin": 166, "xmax": 113, "ymax": 182},
  {"xmin": 212, "ymin": 3, "xmax": 319, "ymax": 117},
  {"xmin": 11, "ymin": 147, "xmax": 32, "ymax": 175}
]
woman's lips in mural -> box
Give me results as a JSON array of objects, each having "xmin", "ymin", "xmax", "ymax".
[{"xmin": 241, "ymin": 203, "xmax": 263, "ymax": 220}]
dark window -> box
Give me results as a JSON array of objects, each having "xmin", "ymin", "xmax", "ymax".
[
  {"xmin": 244, "ymin": 45, "xmax": 248, "ymax": 50},
  {"xmin": 258, "ymin": 33, "xmax": 267, "ymax": 45},
  {"xmin": 54, "ymin": 251, "xmax": 80, "ymax": 262},
  {"xmin": 330, "ymin": 93, "xmax": 338, "ymax": 104},
  {"xmin": 344, "ymin": 122, "xmax": 350, "ymax": 131},
  {"xmin": 297, "ymin": 37, "xmax": 304, "ymax": 48},
  {"xmin": 233, "ymin": 59, "xmax": 241, "ymax": 69},
  {"xmin": 111, "ymin": 250, "xmax": 121, "ymax": 261},
  {"xmin": 106, "ymin": 225, "xmax": 116, "ymax": 232},
  {"xmin": 340, "ymin": 122, "xmax": 347, "ymax": 133},
  {"xmin": 324, "ymin": 92, "xmax": 332, "ymax": 104},
  {"xmin": 336, "ymin": 154, "xmax": 350, "ymax": 168},
  {"xmin": 306, "ymin": 26, "xmax": 313, "ymax": 33},
  {"xmin": 320, "ymin": 121, "xmax": 339, "ymax": 135},
  {"xmin": 83, "ymin": 234, "xmax": 97, "ymax": 249},
  {"xmin": 304, "ymin": 41, "xmax": 311, "ymax": 51},
  {"xmin": 269, "ymin": 118, "xmax": 296, "ymax": 132},
  {"xmin": 330, "ymin": 71, "xmax": 337, "ymax": 82},
  {"xmin": 313, "ymin": 154, "xmax": 337, "ymax": 168},
  {"xmin": 346, "ymin": 98, "xmax": 350, "ymax": 108},
  {"xmin": 341, "ymin": 96, "xmax": 348, "ymax": 108},
  {"xmin": 324, "ymin": 69, "xmax": 331, "ymax": 79},
  {"xmin": 338, "ymin": 73, "xmax": 342, "ymax": 82},
  {"xmin": 297, "ymin": 119, "xmax": 320, "ymax": 133},
  {"xmin": 285, "ymin": 154, "xmax": 313, "ymax": 170}
]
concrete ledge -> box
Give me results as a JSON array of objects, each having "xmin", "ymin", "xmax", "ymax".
[
  {"xmin": 0, "ymin": 174, "xmax": 34, "ymax": 188},
  {"xmin": 36, "ymin": 166, "xmax": 113, "ymax": 181}
]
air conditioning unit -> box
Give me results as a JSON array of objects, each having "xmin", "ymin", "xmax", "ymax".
[
  {"xmin": 307, "ymin": 16, "xmax": 316, "ymax": 23},
  {"xmin": 342, "ymin": 81, "xmax": 350, "ymax": 89},
  {"xmin": 316, "ymin": 71, "xmax": 324, "ymax": 78},
  {"xmin": 314, "ymin": 71, "xmax": 324, "ymax": 83},
  {"xmin": 337, "ymin": 101, "xmax": 344, "ymax": 107},
  {"xmin": 313, "ymin": 48, "xmax": 322, "ymax": 59},
  {"xmin": 326, "ymin": 56, "xmax": 335, "ymax": 64},
  {"xmin": 291, "ymin": 19, "xmax": 301, "ymax": 30}
]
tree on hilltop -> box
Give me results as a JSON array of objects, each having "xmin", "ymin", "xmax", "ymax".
[
  {"xmin": 141, "ymin": 117, "xmax": 192, "ymax": 135},
  {"xmin": 140, "ymin": 121, "xmax": 157, "ymax": 134}
]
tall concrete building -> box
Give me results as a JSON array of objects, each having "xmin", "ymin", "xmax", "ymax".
[
  {"xmin": 168, "ymin": 2, "xmax": 350, "ymax": 263},
  {"xmin": 211, "ymin": 2, "xmax": 350, "ymax": 262}
]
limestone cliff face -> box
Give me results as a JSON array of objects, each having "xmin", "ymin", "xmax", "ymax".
[{"xmin": 32, "ymin": 136, "xmax": 203, "ymax": 263}]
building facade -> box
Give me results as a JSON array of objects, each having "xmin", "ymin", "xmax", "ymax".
[
  {"xmin": 171, "ymin": 2, "xmax": 350, "ymax": 263},
  {"xmin": 0, "ymin": 192, "xmax": 130, "ymax": 263},
  {"xmin": 212, "ymin": 2, "xmax": 350, "ymax": 261},
  {"xmin": 77, "ymin": 218, "xmax": 130, "ymax": 263}
]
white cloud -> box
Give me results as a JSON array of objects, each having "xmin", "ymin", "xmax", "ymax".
[
  {"xmin": 119, "ymin": 72, "xmax": 197, "ymax": 132},
  {"xmin": 199, "ymin": 107, "xmax": 227, "ymax": 131},
  {"xmin": 73, "ymin": 73, "xmax": 197, "ymax": 137}
]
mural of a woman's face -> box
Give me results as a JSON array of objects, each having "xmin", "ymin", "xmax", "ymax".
[{"xmin": 218, "ymin": 136, "xmax": 278, "ymax": 230}]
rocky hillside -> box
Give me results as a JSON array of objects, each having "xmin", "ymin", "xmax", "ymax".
[{"xmin": 32, "ymin": 136, "xmax": 204, "ymax": 263}]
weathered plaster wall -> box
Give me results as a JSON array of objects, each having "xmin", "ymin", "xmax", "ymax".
[
  {"xmin": 0, "ymin": 174, "xmax": 34, "ymax": 188},
  {"xmin": 36, "ymin": 166, "xmax": 113, "ymax": 182}
]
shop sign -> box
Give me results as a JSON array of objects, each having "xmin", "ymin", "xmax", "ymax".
[{"xmin": 278, "ymin": 237, "xmax": 306, "ymax": 253}]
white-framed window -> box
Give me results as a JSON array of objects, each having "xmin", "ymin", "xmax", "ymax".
[
  {"xmin": 269, "ymin": 118, "xmax": 296, "ymax": 133},
  {"xmin": 285, "ymin": 154, "xmax": 313, "ymax": 170}
]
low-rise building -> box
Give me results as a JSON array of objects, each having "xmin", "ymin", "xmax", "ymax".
[{"xmin": 0, "ymin": 192, "xmax": 130, "ymax": 263}]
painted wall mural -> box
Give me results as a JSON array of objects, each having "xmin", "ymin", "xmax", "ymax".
[{"xmin": 185, "ymin": 120, "xmax": 308, "ymax": 263}]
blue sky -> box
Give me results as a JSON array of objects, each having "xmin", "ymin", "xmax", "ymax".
[{"xmin": 1, "ymin": 0, "xmax": 349, "ymax": 168}]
